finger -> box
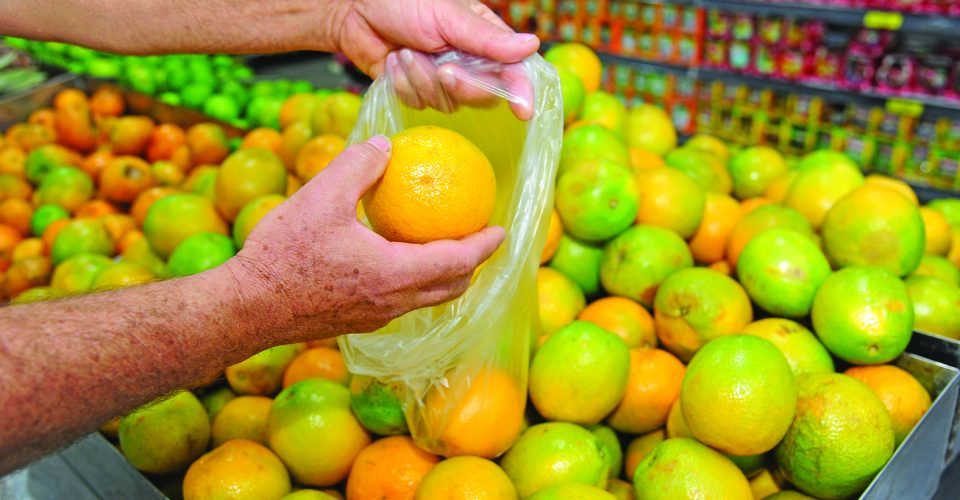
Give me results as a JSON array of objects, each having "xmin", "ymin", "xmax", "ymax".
[
  {"xmin": 437, "ymin": 64, "xmax": 502, "ymax": 110},
  {"xmin": 501, "ymin": 63, "xmax": 535, "ymax": 120},
  {"xmin": 399, "ymin": 49, "xmax": 457, "ymax": 113},
  {"xmin": 397, "ymin": 225, "xmax": 506, "ymax": 283},
  {"xmin": 412, "ymin": 275, "xmax": 473, "ymax": 308},
  {"xmin": 388, "ymin": 52, "xmax": 425, "ymax": 110},
  {"xmin": 471, "ymin": 1, "xmax": 512, "ymax": 32},
  {"xmin": 310, "ymin": 136, "xmax": 392, "ymax": 209},
  {"xmin": 437, "ymin": 2, "xmax": 539, "ymax": 64}
]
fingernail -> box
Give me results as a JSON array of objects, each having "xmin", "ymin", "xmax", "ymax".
[
  {"xmin": 513, "ymin": 33, "xmax": 539, "ymax": 45},
  {"xmin": 439, "ymin": 67, "xmax": 457, "ymax": 87},
  {"xmin": 400, "ymin": 49, "xmax": 414, "ymax": 64},
  {"xmin": 369, "ymin": 135, "xmax": 391, "ymax": 152}
]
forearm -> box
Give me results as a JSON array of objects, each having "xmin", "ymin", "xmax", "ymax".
[
  {"xmin": 0, "ymin": 261, "xmax": 286, "ymax": 474},
  {"xmin": 0, "ymin": 0, "xmax": 349, "ymax": 55}
]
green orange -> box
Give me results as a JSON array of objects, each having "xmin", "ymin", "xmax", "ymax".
[
  {"xmin": 30, "ymin": 204, "xmax": 69, "ymax": 236},
  {"xmin": 928, "ymin": 198, "xmax": 960, "ymax": 228},
  {"xmin": 555, "ymin": 159, "xmax": 638, "ymax": 242},
  {"xmin": 500, "ymin": 422, "xmax": 609, "ymax": 498},
  {"xmin": 681, "ymin": 335, "xmax": 796, "ymax": 456},
  {"xmin": 91, "ymin": 261, "xmax": 155, "ymax": 289},
  {"xmin": 143, "ymin": 193, "xmax": 228, "ymax": 259},
  {"xmin": 726, "ymin": 204, "xmax": 814, "ymax": 268},
  {"xmin": 35, "ymin": 166, "xmax": 93, "ymax": 212},
  {"xmin": 624, "ymin": 104, "xmax": 677, "ymax": 156},
  {"xmin": 728, "ymin": 146, "xmax": 787, "ymax": 200},
  {"xmin": 549, "ymin": 234, "xmax": 604, "ymax": 296},
  {"xmin": 349, "ymin": 375, "xmax": 408, "ymax": 436},
  {"xmin": 530, "ymin": 483, "xmax": 615, "ymax": 500},
  {"xmin": 226, "ymin": 343, "xmax": 306, "ymax": 396},
  {"xmin": 906, "ymin": 275, "xmax": 960, "ymax": 339},
  {"xmin": 632, "ymin": 438, "xmax": 752, "ymax": 500},
  {"xmin": 634, "ymin": 167, "xmax": 705, "ymax": 239},
  {"xmin": 600, "ymin": 225, "xmax": 693, "ymax": 307},
  {"xmin": 119, "ymin": 390, "xmax": 210, "ymax": 475},
  {"xmin": 784, "ymin": 159, "xmax": 864, "ymax": 230},
  {"xmin": 821, "ymin": 185, "xmax": 924, "ymax": 276},
  {"xmin": 537, "ymin": 267, "xmax": 586, "ymax": 342},
  {"xmin": 580, "ymin": 91, "xmax": 627, "ymax": 137},
  {"xmin": 544, "ymin": 43, "xmax": 603, "ymax": 92},
  {"xmin": 555, "ymin": 65, "xmax": 585, "ymax": 124},
  {"xmin": 529, "ymin": 321, "xmax": 630, "ymax": 424},
  {"xmin": 50, "ymin": 218, "xmax": 115, "ymax": 264},
  {"xmin": 812, "ymin": 267, "xmax": 913, "ymax": 365},
  {"xmin": 684, "ymin": 134, "xmax": 730, "ymax": 165},
  {"xmin": 167, "ymin": 232, "xmax": 236, "ymax": 276},
  {"xmin": 665, "ymin": 148, "xmax": 732, "ymax": 194},
  {"xmin": 558, "ymin": 125, "xmax": 630, "ymax": 177},
  {"xmin": 739, "ymin": 318, "xmax": 835, "ymax": 376},
  {"xmin": 653, "ymin": 268, "xmax": 753, "ymax": 362},
  {"xmin": 50, "ymin": 253, "xmax": 112, "ymax": 292},
  {"xmin": 214, "ymin": 148, "xmax": 287, "ymax": 222},
  {"xmin": 588, "ymin": 424, "xmax": 623, "ymax": 480},
  {"xmin": 909, "ymin": 255, "xmax": 960, "ymax": 286},
  {"xmin": 775, "ymin": 373, "xmax": 894, "ymax": 499},
  {"xmin": 736, "ymin": 228, "xmax": 832, "ymax": 318}
]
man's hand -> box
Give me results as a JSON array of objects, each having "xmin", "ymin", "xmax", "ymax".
[{"xmin": 228, "ymin": 135, "xmax": 505, "ymax": 345}]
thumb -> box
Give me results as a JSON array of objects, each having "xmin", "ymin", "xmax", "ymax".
[
  {"xmin": 314, "ymin": 135, "xmax": 392, "ymax": 206},
  {"xmin": 438, "ymin": 3, "xmax": 539, "ymax": 64}
]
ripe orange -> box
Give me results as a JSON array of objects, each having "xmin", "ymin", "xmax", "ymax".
[
  {"xmin": 80, "ymin": 150, "xmax": 113, "ymax": 181},
  {"xmin": 109, "ymin": 116, "xmax": 155, "ymax": 156},
  {"xmin": 346, "ymin": 435, "xmax": 439, "ymax": 499},
  {"xmin": 280, "ymin": 93, "xmax": 322, "ymax": 130},
  {"xmin": 11, "ymin": 237, "xmax": 43, "ymax": 262},
  {"xmin": 2, "ymin": 255, "xmax": 51, "ymax": 299},
  {"xmin": 146, "ymin": 123, "xmax": 186, "ymax": 162},
  {"xmin": 784, "ymin": 160, "xmax": 864, "ymax": 230},
  {"xmin": 186, "ymin": 123, "xmax": 230, "ymax": 166},
  {"xmin": 55, "ymin": 105, "xmax": 97, "ymax": 153},
  {"xmin": 183, "ymin": 439, "xmax": 290, "ymax": 500},
  {"xmin": 544, "ymin": 42, "xmax": 602, "ymax": 92},
  {"xmin": 689, "ymin": 193, "xmax": 742, "ymax": 264},
  {"xmin": 577, "ymin": 296, "xmax": 656, "ymax": 348},
  {"xmin": 0, "ymin": 223, "xmax": 24, "ymax": 271},
  {"xmin": 0, "ymin": 146, "xmax": 26, "ymax": 177},
  {"xmin": 421, "ymin": 367, "xmax": 524, "ymax": 458},
  {"xmin": 214, "ymin": 148, "xmax": 287, "ymax": 222},
  {"xmin": 0, "ymin": 198, "xmax": 33, "ymax": 235},
  {"xmin": 363, "ymin": 126, "xmax": 496, "ymax": 244},
  {"xmin": 537, "ymin": 267, "xmax": 586, "ymax": 342},
  {"xmin": 920, "ymin": 206, "xmax": 953, "ymax": 256},
  {"xmin": 210, "ymin": 396, "xmax": 273, "ymax": 448},
  {"xmin": 634, "ymin": 167, "xmax": 706, "ymax": 239},
  {"xmin": 282, "ymin": 347, "xmax": 350, "ymax": 388},
  {"xmin": 295, "ymin": 134, "xmax": 346, "ymax": 182},
  {"xmin": 607, "ymin": 348, "xmax": 685, "ymax": 434},
  {"xmin": 130, "ymin": 186, "xmax": 179, "ymax": 226},
  {"xmin": 74, "ymin": 199, "xmax": 119, "ymax": 219},
  {"xmin": 6, "ymin": 123, "xmax": 56, "ymax": 152},
  {"xmin": 28, "ymin": 108, "xmax": 56, "ymax": 129},
  {"xmin": 541, "ymin": 208, "xmax": 563, "ymax": 264},
  {"xmin": 40, "ymin": 218, "xmax": 69, "ymax": 255},
  {"xmin": 99, "ymin": 156, "xmax": 158, "ymax": 203},
  {"xmin": 629, "ymin": 147, "xmax": 666, "ymax": 172},
  {"xmin": 241, "ymin": 127, "xmax": 283, "ymax": 154},
  {"xmin": 845, "ymin": 364, "xmax": 931, "ymax": 445},
  {"xmin": 151, "ymin": 160, "xmax": 186, "ymax": 187},
  {"xmin": 415, "ymin": 456, "xmax": 517, "ymax": 499},
  {"xmin": 278, "ymin": 121, "xmax": 313, "ymax": 169},
  {"xmin": 624, "ymin": 429, "xmax": 665, "ymax": 480},
  {"xmin": 88, "ymin": 86, "xmax": 125, "ymax": 118}
]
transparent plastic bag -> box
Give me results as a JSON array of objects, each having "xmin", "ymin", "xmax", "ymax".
[{"xmin": 338, "ymin": 50, "xmax": 562, "ymax": 457}]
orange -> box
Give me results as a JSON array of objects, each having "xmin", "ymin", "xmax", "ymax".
[
  {"xmin": 11, "ymin": 237, "xmax": 43, "ymax": 262},
  {"xmin": 920, "ymin": 206, "xmax": 953, "ymax": 256},
  {"xmin": 53, "ymin": 88, "xmax": 88, "ymax": 110},
  {"xmin": 653, "ymin": 268, "xmax": 753, "ymax": 361},
  {"xmin": 629, "ymin": 147, "xmax": 666, "ymax": 172},
  {"xmin": 130, "ymin": 186, "xmax": 179, "ymax": 226},
  {"xmin": 624, "ymin": 429, "xmax": 665, "ymax": 480},
  {"xmin": 607, "ymin": 348, "xmax": 685, "ymax": 434},
  {"xmin": 764, "ymin": 170, "xmax": 799, "ymax": 204},
  {"xmin": 295, "ymin": 134, "xmax": 346, "ymax": 182},
  {"xmin": 214, "ymin": 148, "xmax": 287, "ymax": 222},
  {"xmin": 529, "ymin": 321, "xmax": 630, "ymax": 424},
  {"xmin": 540, "ymin": 208, "xmax": 563, "ymax": 264},
  {"xmin": 632, "ymin": 438, "xmax": 752, "ymax": 500},
  {"xmin": 241, "ymin": 127, "xmax": 283, "ymax": 154},
  {"xmin": 99, "ymin": 156, "xmax": 157, "ymax": 203},
  {"xmin": 55, "ymin": 105, "xmax": 97, "ymax": 153},
  {"xmin": 91, "ymin": 261, "xmax": 154, "ymax": 289},
  {"xmin": 267, "ymin": 379, "xmax": 371, "ymax": 486},
  {"xmin": 500, "ymin": 422, "xmax": 609, "ymax": 497},
  {"xmin": 708, "ymin": 259, "xmax": 731, "ymax": 275},
  {"xmin": 346, "ymin": 435, "xmax": 440, "ymax": 500},
  {"xmin": 577, "ymin": 296, "xmax": 656, "ymax": 348},
  {"xmin": 233, "ymin": 194, "xmax": 286, "ymax": 249},
  {"xmin": 88, "ymin": 86, "xmax": 125, "ymax": 118},
  {"xmin": 537, "ymin": 267, "xmax": 586, "ymax": 342},
  {"xmin": 726, "ymin": 204, "xmax": 814, "ymax": 268},
  {"xmin": 170, "ymin": 144, "xmax": 193, "ymax": 171},
  {"xmin": 544, "ymin": 42, "xmax": 602, "ymax": 92},
  {"xmin": 211, "ymin": 396, "xmax": 274, "ymax": 447},
  {"xmin": 0, "ymin": 146, "xmax": 26, "ymax": 177},
  {"xmin": 282, "ymin": 347, "xmax": 350, "ymax": 388},
  {"xmin": 421, "ymin": 367, "xmax": 525, "ymax": 458},
  {"xmin": 280, "ymin": 93, "xmax": 322, "ymax": 129},
  {"xmin": 109, "ymin": 116, "xmax": 155, "ymax": 156},
  {"xmin": 845, "ymin": 364, "xmax": 931, "ymax": 445},
  {"xmin": 143, "ymin": 193, "xmax": 229, "ymax": 259},
  {"xmin": 0, "ymin": 174, "xmax": 32, "ymax": 200},
  {"xmin": 6, "ymin": 123, "xmax": 56, "ymax": 151},
  {"xmin": 80, "ymin": 150, "xmax": 113, "ymax": 181},
  {"xmin": 784, "ymin": 160, "xmax": 864, "ymax": 230},
  {"xmin": 151, "ymin": 160, "xmax": 185, "ymax": 187},
  {"xmin": 186, "ymin": 123, "xmax": 230, "ymax": 166},
  {"xmin": 0, "ymin": 224, "xmax": 24, "ymax": 271},
  {"xmin": 822, "ymin": 186, "xmax": 924, "ymax": 277},
  {"xmin": 415, "ymin": 456, "xmax": 517, "ymax": 500},
  {"xmin": 740, "ymin": 318, "xmax": 835, "ymax": 377},
  {"xmin": 740, "ymin": 196, "xmax": 775, "ymax": 214},
  {"xmin": 625, "ymin": 104, "xmax": 677, "ymax": 156},
  {"xmin": 681, "ymin": 335, "xmax": 796, "ymax": 456},
  {"xmin": 119, "ymin": 390, "xmax": 210, "ymax": 475},
  {"xmin": 363, "ymin": 126, "xmax": 496, "ymax": 244},
  {"xmin": 182, "ymin": 165, "xmax": 218, "ymax": 198},
  {"xmin": 28, "ymin": 108, "xmax": 56, "ymax": 129},
  {"xmin": 74, "ymin": 199, "xmax": 118, "ymax": 219},
  {"xmin": 689, "ymin": 193, "xmax": 742, "ymax": 264},
  {"xmin": 146, "ymin": 123, "xmax": 186, "ymax": 162},
  {"xmin": 2, "ymin": 255, "xmax": 52, "ymax": 299},
  {"xmin": 278, "ymin": 121, "xmax": 314, "ymax": 169},
  {"xmin": 634, "ymin": 167, "xmax": 706, "ymax": 239},
  {"xmin": 607, "ymin": 479, "xmax": 635, "ymax": 500},
  {"xmin": 40, "ymin": 218, "xmax": 69, "ymax": 255},
  {"xmin": 665, "ymin": 398, "xmax": 694, "ymax": 439},
  {"xmin": 0, "ymin": 198, "xmax": 33, "ymax": 235},
  {"xmin": 183, "ymin": 439, "xmax": 290, "ymax": 500},
  {"xmin": 865, "ymin": 174, "xmax": 919, "ymax": 205},
  {"xmin": 117, "ymin": 229, "xmax": 144, "ymax": 254},
  {"xmin": 227, "ymin": 343, "xmax": 306, "ymax": 396}
]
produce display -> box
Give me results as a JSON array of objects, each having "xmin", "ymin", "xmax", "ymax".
[{"xmin": 3, "ymin": 35, "xmax": 960, "ymax": 500}]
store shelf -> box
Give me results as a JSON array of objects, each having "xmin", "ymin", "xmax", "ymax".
[
  {"xmin": 693, "ymin": 1, "xmax": 960, "ymax": 37},
  {"xmin": 589, "ymin": 48, "xmax": 960, "ymax": 121}
]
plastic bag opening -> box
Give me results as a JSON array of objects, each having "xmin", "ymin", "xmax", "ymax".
[{"xmin": 338, "ymin": 49, "xmax": 562, "ymax": 456}]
